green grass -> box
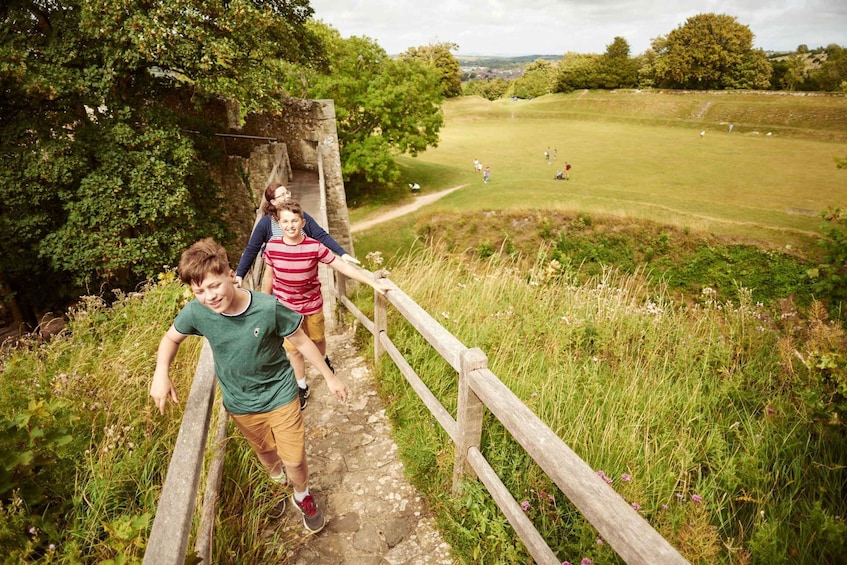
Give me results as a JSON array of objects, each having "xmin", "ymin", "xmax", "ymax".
[
  {"xmin": 348, "ymin": 91, "xmax": 847, "ymax": 563},
  {"xmin": 352, "ymin": 91, "xmax": 846, "ymax": 253},
  {"xmin": 362, "ymin": 247, "xmax": 847, "ymax": 564}
]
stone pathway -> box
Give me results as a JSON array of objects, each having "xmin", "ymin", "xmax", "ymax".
[{"xmin": 284, "ymin": 331, "xmax": 454, "ymax": 564}]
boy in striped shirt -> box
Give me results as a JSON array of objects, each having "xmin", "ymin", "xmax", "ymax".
[{"xmin": 261, "ymin": 199, "xmax": 391, "ymax": 409}]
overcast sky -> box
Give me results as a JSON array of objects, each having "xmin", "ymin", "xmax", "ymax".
[{"xmin": 308, "ymin": 0, "xmax": 846, "ymax": 56}]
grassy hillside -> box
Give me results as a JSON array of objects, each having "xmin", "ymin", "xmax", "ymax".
[{"xmin": 350, "ymin": 91, "xmax": 847, "ymax": 256}]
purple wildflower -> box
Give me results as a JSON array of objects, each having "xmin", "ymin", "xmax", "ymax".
[
  {"xmin": 621, "ymin": 473, "xmax": 632, "ymax": 482},
  {"xmin": 596, "ymin": 538, "xmax": 604, "ymax": 545},
  {"xmin": 631, "ymin": 502, "xmax": 642, "ymax": 511},
  {"xmin": 521, "ymin": 500, "xmax": 530, "ymax": 512},
  {"xmin": 596, "ymin": 470, "xmax": 613, "ymax": 485},
  {"xmin": 662, "ymin": 504, "xmax": 669, "ymax": 511},
  {"xmin": 581, "ymin": 559, "xmax": 593, "ymax": 565},
  {"xmin": 691, "ymin": 494, "xmax": 703, "ymax": 504}
]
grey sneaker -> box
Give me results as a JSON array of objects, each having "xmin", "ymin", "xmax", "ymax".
[
  {"xmin": 268, "ymin": 497, "xmax": 286, "ymax": 519},
  {"xmin": 292, "ymin": 492, "xmax": 325, "ymax": 533},
  {"xmin": 298, "ymin": 385, "xmax": 310, "ymax": 410}
]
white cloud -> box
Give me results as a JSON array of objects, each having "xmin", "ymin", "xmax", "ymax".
[{"xmin": 309, "ymin": 0, "xmax": 846, "ymax": 55}]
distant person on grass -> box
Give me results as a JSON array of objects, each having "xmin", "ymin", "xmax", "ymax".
[
  {"xmin": 235, "ymin": 182, "xmax": 360, "ymax": 289},
  {"xmin": 150, "ymin": 238, "xmax": 344, "ymax": 533},
  {"xmin": 483, "ymin": 166, "xmax": 491, "ymax": 183},
  {"xmin": 261, "ymin": 199, "xmax": 392, "ymax": 410}
]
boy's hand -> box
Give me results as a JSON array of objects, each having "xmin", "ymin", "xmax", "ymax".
[
  {"xmin": 150, "ymin": 375, "xmax": 179, "ymax": 415},
  {"xmin": 372, "ymin": 279, "xmax": 393, "ymax": 295},
  {"xmin": 341, "ymin": 253, "xmax": 361, "ymax": 266},
  {"xmin": 324, "ymin": 373, "xmax": 348, "ymax": 403}
]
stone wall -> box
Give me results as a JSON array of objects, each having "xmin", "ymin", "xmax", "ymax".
[{"xmin": 235, "ymin": 99, "xmax": 354, "ymax": 258}]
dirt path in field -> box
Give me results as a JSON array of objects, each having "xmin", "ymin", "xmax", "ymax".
[{"xmin": 350, "ymin": 185, "xmax": 467, "ymax": 233}]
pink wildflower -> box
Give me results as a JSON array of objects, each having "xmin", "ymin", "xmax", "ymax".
[
  {"xmin": 691, "ymin": 494, "xmax": 703, "ymax": 504},
  {"xmin": 621, "ymin": 473, "xmax": 632, "ymax": 482},
  {"xmin": 596, "ymin": 470, "xmax": 613, "ymax": 485},
  {"xmin": 631, "ymin": 502, "xmax": 642, "ymax": 511},
  {"xmin": 581, "ymin": 559, "xmax": 593, "ymax": 565},
  {"xmin": 596, "ymin": 538, "xmax": 604, "ymax": 545},
  {"xmin": 662, "ymin": 504, "xmax": 669, "ymax": 510},
  {"xmin": 521, "ymin": 500, "xmax": 530, "ymax": 512},
  {"xmin": 562, "ymin": 562, "xmax": 572, "ymax": 565}
]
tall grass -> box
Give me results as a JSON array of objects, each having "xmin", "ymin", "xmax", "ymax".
[{"xmin": 364, "ymin": 244, "xmax": 847, "ymax": 563}]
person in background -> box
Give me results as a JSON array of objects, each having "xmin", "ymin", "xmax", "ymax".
[
  {"xmin": 235, "ymin": 182, "xmax": 360, "ymax": 288},
  {"xmin": 150, "ymin": 238, "xmax": 343, "ymax": 533},
  {"xmin": 261, "ymin": 200, "xmax": 391, "ymax": 410}
]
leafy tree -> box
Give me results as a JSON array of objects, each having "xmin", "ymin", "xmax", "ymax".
[
  {"xmin": 463, "ymin": 78, "xmax": 510, "ymax": 100},
  {"xmin": 554, "ymin": 52, "xmax": 601, "ymax": 92},
  {"xmin": 811, "ymin": 44, "xmax": 847, "ymax": 92},
  {"xmin": 0, "ymin": 0, "xmax": 323, "ymax": 324},
  {"xmin": 596, "ymin": 37, "xmax": 638, "ymax": 89},
  {"xmin": 513, "ymin": 59, "xmax": 556, "ymax": 98},
  {"xmin": 402, "ymin": 42, "xmax": 463, "ymax": 98},
  {"xmin": 651, "ymin": 13, "xmax": 772, "ymax": 90},
  {"xmin": 282, "ymin": 22, "xmax": 443, "ymax": 187}
]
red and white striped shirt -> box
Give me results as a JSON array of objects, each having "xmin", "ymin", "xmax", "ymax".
[{"xmin": 263, "ymin": 236, "xmax": 336, "ymax": 315}]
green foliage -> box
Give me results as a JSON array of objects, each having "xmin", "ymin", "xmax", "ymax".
[
  {"xmin": 283, "ymin": 22, "xmax": 444, "ymax": 188},
  {"xmin": 0, "ymin": 275, "xmax": 196, "ymax": 562},
  {"xmin": 371, "ymin": 248, "xmax": 847, "ymax": 563},
  {"xmin": 596, "ymin": 37, "xmax": 638, "ymax": 89},
  {"xmin": 651, "ymin": 13, "xmax": 772, "ymax": 89},
  {"xmin": 554, "ymin": 52, "xmax": 602, "ymax": 92},
  {"xmin": 402, "ymin": 42, "xmax": 463, "ymax": 98},
  {"xmin": 0, "ymin": 0, "xmax": 322, "ymax": 321},
  {"xmin": 512, "ymin": 59, "xmax": 556, "ymax": 99},
  {"xmin": 808, "ymin": 208, "xmax": 847, "ymax": 310},
  {"xmin": 463, "ymin": 78, "xmax": 511, "ymax": 101}
]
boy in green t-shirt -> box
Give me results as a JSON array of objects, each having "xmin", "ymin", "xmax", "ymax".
[{"xmin": 150, "ymin": 238, "xmax": 342, "ymax": 533}]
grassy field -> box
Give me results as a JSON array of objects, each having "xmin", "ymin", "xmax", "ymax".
[
  {"xmin": 350, "ymin": 91, "xmax": 847, "ymax": 254},
  {"xmin": 345, "ymin": 91, "xmax": 847, "ymax": 563}
]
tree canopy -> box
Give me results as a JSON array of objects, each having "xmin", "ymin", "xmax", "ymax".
[
  {"xmin": 651, "ymin": 13, "xmax": 772, "ymax": 90},
  {"xmin": 402, "ymin": 42, "xmax": 463, "ymax": 98},
  {"xmin": 0, "ymin": 0, "xmax": 324, "ymax": 324},
  {"xmin": 281, "ymin": 22, "xmax": 444, "ymax": 187}
]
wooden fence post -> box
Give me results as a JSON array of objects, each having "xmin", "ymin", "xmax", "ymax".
[
  {"xmin": 374, "ymin": 271, "xmax": 388, "ymax": 362},
  {"xmin": 452, "ymin": 347, "xmax": 488, "ymax": 495}
]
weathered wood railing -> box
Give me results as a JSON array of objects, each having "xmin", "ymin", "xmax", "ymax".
[{"xmin": 337, "ymin": 272, "xmax": 689, "ymax": 565}]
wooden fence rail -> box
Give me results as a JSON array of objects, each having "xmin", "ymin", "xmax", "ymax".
[{"xmin": 338, "ymin": 273, "xmax": 689, "ymax": 565}]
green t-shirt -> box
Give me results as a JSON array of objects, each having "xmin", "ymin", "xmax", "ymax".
[{"xmin": 173, "ymin": 290, "xmax": 303, "ymax": 415}]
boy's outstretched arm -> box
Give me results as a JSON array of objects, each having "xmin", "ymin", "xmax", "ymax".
[
  {"xmin": 329, "ymin": 258, "xmax": 393, "ymax": 295},
  {"xmin": 287, "ymin": 328, "xmax": 348, "ymax": 403},
  {"xmin": 150, "ymin": 326, "xmax": 188, "ymax": 415}
]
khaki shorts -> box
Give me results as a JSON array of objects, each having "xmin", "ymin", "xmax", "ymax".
[
  {"xmin": 283, "ymin": 310, "xmax": 325, "ymax": 352},
  {"xmin": 230, "ymin": 398, "xmax": 305, "ymax": 464}
]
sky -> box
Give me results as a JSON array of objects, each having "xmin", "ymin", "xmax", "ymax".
[{"xmin": 308, "ymin": 0, "xmax": 847, "ymax": 57}]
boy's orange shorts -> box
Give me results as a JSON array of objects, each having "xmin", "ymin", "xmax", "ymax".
[
  {"xmin": 230, "ymin": 398, "xmax": 305, "ymax": 464},
  {"xmin": 283, "ymin": 310, "xmax": 325, "ymax": 351}
]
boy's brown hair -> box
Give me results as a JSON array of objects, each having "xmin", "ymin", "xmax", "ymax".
[
  {"xmin": 177, "ymin": 238, "xmax": 231, "ymax": 285},
  {"xmin": 278, "ymin": 199, "xmax": 304, "ymax": 219}
]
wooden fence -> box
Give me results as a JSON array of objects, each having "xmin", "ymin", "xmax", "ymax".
[{"xmin": 336, "ymin": 274, "xmax": 689, "ymax": 565}]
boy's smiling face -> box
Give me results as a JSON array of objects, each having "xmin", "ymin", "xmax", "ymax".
[
  {"xmin": 190, "ymin": 271, "xmax": 239, "ymax": 314},
  {"xmin": 278, "ymin": 209, "xmax": 306, "ymax": 243}
]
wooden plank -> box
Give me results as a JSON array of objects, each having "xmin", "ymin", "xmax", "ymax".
[
  {"xmin": 380, "ymin": 284, "xmax": 467, "ymax": 371},
  {"xmin": 378, "ymin": 332, "xmax": 457, "ymax": 441},
  {"xmin": 466, "ymin": 447, "xmax": 561, "ymax": 565},
  {"xmin": 143, "ymin": 341, "xmax": 217, "ymax": 565},
  {"xmin": 194, "ymin": 403, "xmax": 230, "ymax": 563},
  {"xmin": 453, "ymin": 348, "xmax": 488, "ymax": 489},
  {"xmin": 468, "ymin": 368, "xmax": 689, "ymax": 565}
]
